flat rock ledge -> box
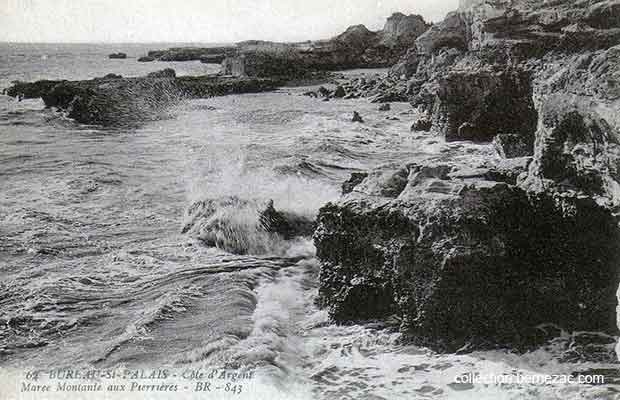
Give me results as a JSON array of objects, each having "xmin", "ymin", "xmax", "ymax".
[{"xmin": 5, "ymin": 72, "xmax": 281, "ymax": 126}]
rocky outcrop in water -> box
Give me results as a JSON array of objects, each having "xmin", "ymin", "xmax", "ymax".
[
  {"xmin": 6, "ymin": 70, "xmax": 281, "ymax": 126},
  {"xmin": 108, "ymin": 52, "xmax": 127, "ymax": 59},
  {"xmin": 182, "ymin": 197, "xmax": 315, "ymax": 255},
  {"xmin": 314, "ymin": 0, "xmax": 620, "ymax": 352}
]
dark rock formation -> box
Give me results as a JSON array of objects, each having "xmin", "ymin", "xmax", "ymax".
[
  {"xmin": 341, "ymin": 172, "xmax": 368, "ymax": 194},
  {"xmin": 378, "ymin": 103, "xmax": 391, "ymax": 111},
  {"xmin": 352, "ymin": 111, "xmax": 364, "ymax": 123},
  {"xmin": 411, "ymin": 118, "xmax": 432, "ymax": 132},
  {"xmin": 315, "ymin": 162, "xmax": 620, "ymax": 351},
  {"xmin": 432, "ymin": 69, "xmax": 538, "ymax": 145},
  {"xmin": 137, "ymin": 56, "xmax": 155, "ymax": 62},
  {"xmin": 314, "ymin": 0, "xmax": 620, "ymax": 352},
  {"xmin": 493, "ymin": 134, "xmax": 532, "ymax": 158},
  {"xmin": 7, "ymin": 73, "xmax": 281, "ymax": 126},
  {"xmin": 333, "ymin": 85, "xmax": 346, "ymax": 98},
  {"xmin": 108, "ymin": 52, "xmax": 127, "ymax": 59}
]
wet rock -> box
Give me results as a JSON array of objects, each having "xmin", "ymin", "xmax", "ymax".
[
  {"xmin": 183, "ymin": 197, "xmax": 315, "ymax": 254},
  {"xmin": 352, "ymin": 111, "xmax": 364, "ymax": 123},
  {"xmin": 560, "ymin": 332, "xmax": 618, "ymax": 363},
  {"xmin": 342, "ymin": 172, "xmax": 369, "ymax": 194},
  {"xmin": 378, "ymin": 103, "xmax": 391, "ymax": 111},
  {"xmin": 108, "ymin": 52, "xmax": 127, "ymax": 59},
  {"xmin": 258, "ymin": 200, "xmax": 315, "ymax": 239},
  {"xmin": 318, "ymin": 86, "xmax": 331, "ymax": 98},
  {"xmin": 333, "ymin": 85, "xmax": 346, "ymax": 98},
  {"xmin": 137, "ymin": 56, "xmax": 155, "ymax": 62},
  {"xmin": 410, "ymin": 118, "xmax": 432, "ymax": 132},
  {"xmin": 315, "ymin": 162, "xmax": 620, "ymax": 351}
]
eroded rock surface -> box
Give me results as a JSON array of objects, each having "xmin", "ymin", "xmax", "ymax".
[{"xmin": 314, "ymin": 0, "xmax": 620, "ymax": 352}]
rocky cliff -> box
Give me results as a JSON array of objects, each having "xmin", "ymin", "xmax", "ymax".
[{"xmin": 314, "ymin": 0, "xmax": 620, "ymax": 352}]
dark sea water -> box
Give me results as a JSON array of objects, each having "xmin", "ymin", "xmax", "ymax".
[{"xmin": 0, "ymin": 43, "xmax": 618, "ymax": 400}]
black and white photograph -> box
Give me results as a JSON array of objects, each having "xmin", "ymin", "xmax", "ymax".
[{"xmin": 1, "ymin": 0, "xmax": 620, "ymax": 399}]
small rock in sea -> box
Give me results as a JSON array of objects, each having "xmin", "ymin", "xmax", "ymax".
[
  {"xmin": 334, "ymin": 85, "xmax": 346, "ymax": 98},
  {"xmin": 352, "ymin": 111, "xmax": 364, "ymax": 123},
  {"xmin": 411, "ymin": 118, "xmax": 432, "ymax": 132},
  {"xmin": 108, "ymin": 52, "xmax": 127, "ymax": 59},
  {"xmin": 303, "ymin": 91, "xmax": 317, "ymax": 98},
  {"xmin": 378, "ymin": 103, "xmax": 391, "ymax": 111},
  {"xmin": 318, "ymin": 86, "xmax": 331, "ymax": 98},
  {"xmin": 138, "ymin": 56, "xmax": 155, "ymax": 62}
]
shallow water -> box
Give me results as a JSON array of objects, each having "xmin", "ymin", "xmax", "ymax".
[{"xmin": 1, "ymin": 44, "xmax": 619, "ymax": 400}]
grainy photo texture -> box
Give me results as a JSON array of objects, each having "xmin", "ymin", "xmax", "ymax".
[{"xmin": 1, "ymin": 0, "xmax": 620, "ymax": 399}]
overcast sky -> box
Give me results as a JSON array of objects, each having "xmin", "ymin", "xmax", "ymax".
[{"xmin": 1, "ymin": 0, "xmax": 458, "ymax": 43}]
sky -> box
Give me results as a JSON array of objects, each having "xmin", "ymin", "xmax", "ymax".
[{"xmin": 1, "ymin": 0, "xmax": 459, "ymax": 43}]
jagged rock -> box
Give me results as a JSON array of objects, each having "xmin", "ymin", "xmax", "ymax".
[
  {"xmin": 411, "ymin": 118, "xmax": 432, "ymax": 132},
  {"xmin": 342, "ymin": 172, "xmax": 370, "ymax": 194},
  {"xmin": 352, "ymin": 111, "xmax": 364, "ymax": 123},
  {"xmin": 559, "ymin": 332, "xmax": 619, "ymax": 363},
  {"xmin": 415, "ymin": 12, "xmax": 468, "ymax": 55},
  {"xmin": 521, "ymin": 97, "xmax": 620, "ymax": 203},
  {"xmin": 434, "ymin": 69, "xmax": 538, "ymax": 145},
  {"xmin": 315, "ymin": 162, "xmax": 620, "ymax": 351},
  {"xmin": 318, "ymin": 86, "xmax": 331, "ymax": 98},
  {"xmin": 380, "ymin": 12, "xmax": 429, "ymax": 48},
  {"xmin": 493, "ymin": 134, "xmax": 532, "ymax": 158},
  {"xmin": 108, "ymin": 52, "xmax": 127, "ymax": 59},
  {"xmin": 378, "ymin": 103, "xmax": 391, "ymax": 111}
]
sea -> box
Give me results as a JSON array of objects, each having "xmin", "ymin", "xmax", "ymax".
[{"xmin": 0, "ymin": 43, "xmax": 618, "ymax": 400}]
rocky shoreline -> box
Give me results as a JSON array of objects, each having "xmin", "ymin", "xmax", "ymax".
[
  {"xmin": 5, "ymin": 0, "xmax": 620, "ymax": 357},
  {"xmin": 312, "ymin": 0, "xmax": 620, "ymax": 354}
]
